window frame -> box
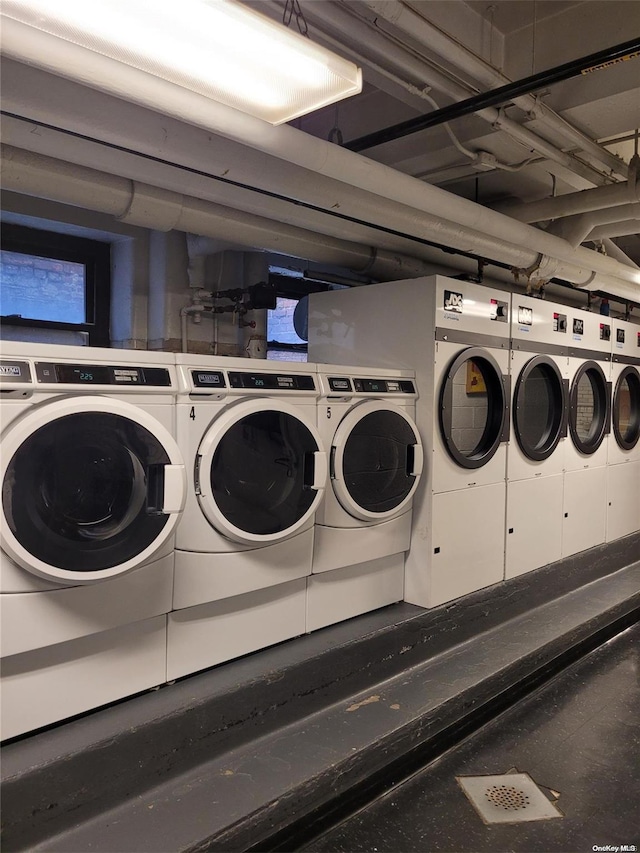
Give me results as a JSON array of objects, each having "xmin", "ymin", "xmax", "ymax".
[{"xmin": 0, "ymin": 223, "xmax": 111, "ymax": 347}]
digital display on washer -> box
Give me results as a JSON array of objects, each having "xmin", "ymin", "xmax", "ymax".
[
  {"xmin": 192, "ymin": 370, "xmax": 226, "ymax": 388},
  {"xmin": 353, "ymin": 378, "xmax": 416, "ymax": 393},
  {"xmin": 0, "ymin": 361, "xmax": 31, "ymax": 382},
  {"xmin": 228, "ymin": 372, "xmax": 315, "ymax": 390},
  {"xmin": 35, "ymin": 363, "xmax": 171, "ymax": 386}
]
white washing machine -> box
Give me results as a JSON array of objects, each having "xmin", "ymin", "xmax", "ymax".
[
  {"xmin": 506, "ymin": 295, "xmax": 570, "ymax": 578},
  {"xmin": 309, "ymin": 275, "xmax": 510, "ymax": 609},
  {"xmin": 308, "ymin": 364, "xmax": 423, "ymax": 631},
  {"xmin": 168, "ymin": 354, "xmax": 327, "ymax": 681},
  {"xmin": 562, "ymin": 309, "xmax": 612, "ymax": 557},
  {"xmin": 0, "ymin": 342, "xmax": 186, "ymax": 740},
  {"xmin": 606, "ymin": 316, "xmax": 640, "ymax": 542}
]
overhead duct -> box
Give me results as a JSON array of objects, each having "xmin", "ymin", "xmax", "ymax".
[{"xmin": 0, "ymin": 58, "xmax": 639, "ymax": 300}]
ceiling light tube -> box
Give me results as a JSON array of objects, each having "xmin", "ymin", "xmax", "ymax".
[{"xmin": 0, "ymin": 0, "xmax": 362, "ymax": 124}]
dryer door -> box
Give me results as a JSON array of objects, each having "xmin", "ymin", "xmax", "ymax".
[
  {"xmin": 513, "ymin": 355, "xmax": 567, "ymax": 461},
  {"xmin": 331, "ymin": 401, "xmax": 423, "ymax": 521},
  {"xmin": 196, "ymin": 399, "xmax": 327, "ymax": 544},
  {"xmin": 439, "ymin": 346, "xmax": 508, "ymax": 469},
  {"xmin": 612, "ymin": 365, "xmax": 640, "ymax": 450},
  {"xmin": 1, "ymin": 396, "xmax": 186, "ymax": 583},
  {"xmin": 569, "ymin": 360, "xmax": 611, "ymax": 454}
]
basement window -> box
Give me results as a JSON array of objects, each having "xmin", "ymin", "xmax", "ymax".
[
  {"xmin": 267, "ymin": 296, "xmax": 308, "ymax": 362},
  {"xmin": 0, "ymin": 223, "xmax": 110, "ymax": 347}
]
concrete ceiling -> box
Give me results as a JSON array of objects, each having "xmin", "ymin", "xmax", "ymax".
[{"xmin": 286, "ymin": 0, "xmax": 640, "ymax": 266}]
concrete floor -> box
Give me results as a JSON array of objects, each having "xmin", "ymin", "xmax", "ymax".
[{"xmin": 301, "ymin": 621, "xmax": 640, "ymax": 852}]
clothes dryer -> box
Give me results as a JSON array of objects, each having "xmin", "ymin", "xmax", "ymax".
[
  {"xmin": 309, "ymin": 275, "xmax": 510, "ymax": 608},
  {"xmin": 168, "ymin": 355, "xmax": 327, "ymax": 681},
  {"xmin": 562, "ymin": 309, "xmax": 612, "ymax": 557},
  {"xmin": 308, "ymin": 365, "xmax": 423, "ymax": 631},
  {"xmin": 606, "ymin": 317, "xmax": 640, "ymax": 542},
  {"xmin": 0, "ymin": 342, "xmax": 186, "ymax": 740},
  {"xmin": 506, "ymin": 295, "xmax": 570, "ymax": 578}
]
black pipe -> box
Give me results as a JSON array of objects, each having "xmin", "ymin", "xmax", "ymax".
[{"xmin": 346, "ymin": 37, "xmax": 640, "ymax": 152}]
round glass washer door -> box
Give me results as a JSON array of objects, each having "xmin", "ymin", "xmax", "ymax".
[
  {"xmin": 513, "ymin": 355, "xmax": 567, "ymax": 461},
  {"xmin": 196, "ymin": 399, "xmax": 327, "ymax": 544},
  {"xmin": 568, "ymin": 360, "xmax": 610, "ymax": 454},
  {"xmin": 612, "ymin": 365, "xmax": 640, "ymax": 450},
  {"xmin": 439, "ymin": 346, "xmax": 507, "ymax": 469},
  {"xmin": 0, "ymin": 396, "xmax": 186, "ymax": 583},
  {"xmin": 331, "ymin": 400, "xmax": 423, "ymax": 521}
]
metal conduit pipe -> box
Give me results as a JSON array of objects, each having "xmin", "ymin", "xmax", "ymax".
[
  {"xmin": 1, "ymin": 52, "xmax": 639, "ymax": 297},
  {"xmin": 547, "ymin": 202, "xmax": 640, "ymax": 247},
  {"xmin": 300, "ymin": 0, "xmax": 612, "ymax": 186},
  {"xmin": 361, "ymin": 0, "xmax": 629, "ymax": 179}
]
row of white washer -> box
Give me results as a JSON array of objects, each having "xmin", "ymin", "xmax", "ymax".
[
  {"xmin": 307, "ymin": 275, "xmax": 640, "ymax": 610},
  {"xmin": 0, "ymin": 342, "xmax": 423, "ymax": 740}
]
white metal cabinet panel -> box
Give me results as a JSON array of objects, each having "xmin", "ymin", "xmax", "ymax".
[
  {"xmin": 606, "ymin": 460, "xmax": 640, "ymax": 542},
  {"xmin": 1, "ymin": 615, "xmax": 167, "ymax": 741},
  {"xmin": 306, "ymin": 554, "xmax": 404, "ymax": 632},
  {"xmin": 166, "ymin": 580, "xmax": 306, "ymax": 681},
  {"xmin": 429, "ymin": 483, "xmax": 505, "ymax": 607},
  {"xmin": 505, "ymin": 474, "xmax": 564, "ymax": 579},
  {"xmin": 0, "ymin": 554, "xmax": 173, "ymax": 658},
  {"xmin": 312, "ymin": 512, "xmax": 411, "ymax": 574},
  {"xmin": 562, "ymin": 466, "xmax": 608, "ymax": 557}
]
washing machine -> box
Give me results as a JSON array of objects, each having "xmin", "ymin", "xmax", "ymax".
[
  {"xmin": 308, "ymin": 274, "xmax": 510, "ymax": 609},
  {"xmin": 0, "ymin": 341, "xmax": 186, "ymax": 740},
  {"xmin": 168, "ymin": 354, "xmax": 327, "ymax": 681},
  {"xmin": 606, "ymin": 316, "xmax": 640, "ymax": 542},
  {"xmin": 308, "ymin": 364, "xmax": 423, "ymax": 631},
  {"xmin": 562, "ymin": 308, "xmax": 612, "ymax": 557},
  {"xmin": 506, "ymin": 294, "xmax": 570, "ymax": 578}
]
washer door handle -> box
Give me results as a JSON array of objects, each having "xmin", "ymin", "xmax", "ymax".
[
  {"xmin": 408, "ymin": 443, "xmax": 424, "ymax": 477},
  {"xmin": 306, "ymin": 451, "xmax": 327, "ymax": 491},
  {"xmin": 162, "ymin": 464, "xmax": 187, "ymax": 513}
]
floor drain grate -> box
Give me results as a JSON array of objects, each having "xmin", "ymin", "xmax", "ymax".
[{"xmin": 457, "ymin": 773, "xmax": 563, "ymax": 825}]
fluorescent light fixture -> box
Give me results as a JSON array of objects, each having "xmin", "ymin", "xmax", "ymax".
[{"xmin": 0, "ymin": 0, "xmax": 362, "ymax": 124}]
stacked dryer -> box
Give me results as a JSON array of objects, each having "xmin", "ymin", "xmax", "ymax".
[
  {"xmin": 607, "ymin": 317, "xmax": 640, "ymax": 541},
  {"xmin": 168, "ymin": 354, "xmax": 327, "ymax": 681},
  {"xmin": 506, "ymin": 295, "xmax": 569, "ymax": 578},
  {"xmin": 309, "ymin": 365, "xmax": 423, "ymax": 631},
  {"xmin": 309, "ymin": 275, "xmax": 510, "ymax": 609},
  {"xmin": 562, "ymin": 309, "xmax": 612, "ymax": 557},
  {"xmin": 0, "ymin": 342, "xmax": 186, "ymax": 740}
]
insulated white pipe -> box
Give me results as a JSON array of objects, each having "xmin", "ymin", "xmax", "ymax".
[
  {"xmin": 1, "ymin": 37, "xmax": 639, "ymax": 297},
  {"xmin": 494, "ymin": 165, "xmax": 640, "ymax": 222},
  {"xmin": 362, "ymin": 0, "xmax": 629, "ymax": 179},
  {"xmin": 600, "ymin": 238, "xmax": 640, "ymax": 269},
  {"xmin": 588, "ymin": 220, "xmax": 640, "ymax": 241},
  {"xmin": 0, "ymin": 144, "xmax": 461, "ymax": 281},
  {"xmin": 547, "ymin": 202, "xmax": 640, "ymax": 247}
]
